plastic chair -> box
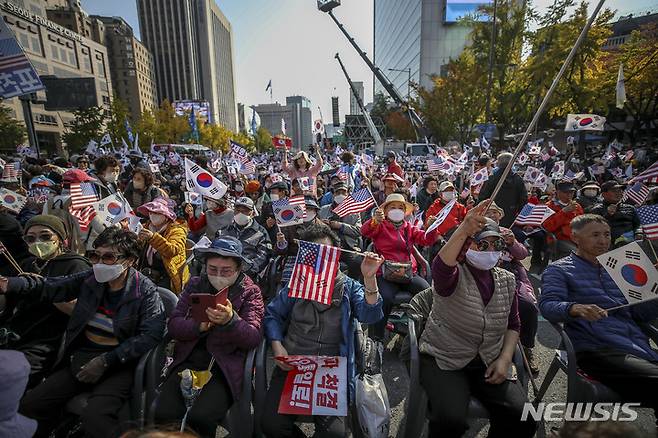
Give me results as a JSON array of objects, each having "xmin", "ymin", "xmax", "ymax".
[
  {"xmin": 254, "ymin": 328, "xmax": 364, "ymax": 438},
  {"xmin": 67, "ymin": 287, "xmax": 179, "ymax": 426},
  {"xmin": 404, "ymin": 317, "xmax": 528, "ymax": 438},
  {"xmin": 534, "ymin": 322, "xmax": 623, "ymax": 404}
]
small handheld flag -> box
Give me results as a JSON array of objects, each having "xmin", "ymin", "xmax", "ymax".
[
  {"xmin": 288, "ymin": 240, "xmax": 341, "ymax": 305},
  {"xmin": 424, "ymin": 199, "xmax": 456, "ymax": 237},
  {"xmin": 513, "ymin": 203, "xmax": 555, "ymax": 227},
  {"xmin": 332, "ymin": 188, "xmax": 376, "ymax": 218}
]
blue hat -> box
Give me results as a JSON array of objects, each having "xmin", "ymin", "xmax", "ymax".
[{"xmin": 194, "ymin": 236, "xmax": 249, "ymax": 264}]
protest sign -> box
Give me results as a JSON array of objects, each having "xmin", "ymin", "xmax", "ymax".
[{"xmin": 277, "ymin": 356, "xmax": 347, "ymax": 417}]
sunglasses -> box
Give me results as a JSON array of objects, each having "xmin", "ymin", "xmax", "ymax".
[
  {"xmin": 23, "ymin": 233, "xmax": 57, "ymax": 244},
  {"xmin": 476, "ymin": 239, "xmax": 506, "ymax": 252},
  {"xmin": 88, "ymin": 251, "xmax": 125, "ymax": 265}
]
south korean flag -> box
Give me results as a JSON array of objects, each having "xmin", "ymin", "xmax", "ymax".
[
  {"xmin": 184, "ymin": 158, "xmax": 228, "ymax": 200},
  {"xmin": 597, "ymin": 242, "xmax": 658, "ymax": 305}
]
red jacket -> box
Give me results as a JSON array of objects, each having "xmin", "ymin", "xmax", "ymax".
[
  {"xmin": 426, "ymin": 199, "xmax": 468, "ymax": 236},
  {"xmin": 361, "ymin": 218, "xmax": 439, "ymax": 274},
  {"xmin": 387, "ymin": 161, "xmax": 404, "ymax": 179},
  {"xmin": 542, "ymin": 200, "xmax": 584, "ymax": 241}
]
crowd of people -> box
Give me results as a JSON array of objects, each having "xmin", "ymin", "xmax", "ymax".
[{"xmin": 0, "ymin": 138, "xmax": 657, "ymax": 438}]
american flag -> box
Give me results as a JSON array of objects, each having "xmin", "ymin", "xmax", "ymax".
[
  {"xmin": 1, "ymin": 162, "xmax": 21, "ymax": 181},
  {"xmin": 70, "ymin": 182, "xmax": 99, "ymax": 209},
  {"xmin": 335, "ymin": 169, "xmax": 348, "ymax": 181},
  {"xmin": 427, "ymin": 158, "xmax": 443, "ymax": 172},
  {"xmin": 622, "ymin": 182, "xmax": 650, "ymax": 206},
  {"xmin": 0, "ymin": 38, "xmax": 31, "ymax": 75},
  {"xmin": 69, "ymin": 205, "xmax": 96, "ymax": 232},
  {"xmin": 631, "ymin": 161, "xmax": 658, "ymax": 184},
  {"xmin": 637, "ymin": 205, "xmax": 658, "ymax": 240},
  {"xmin": 288, "ymin": 241, "xmax": 341, "ymax": 305},
  {"xmin": 240, "ymin": 160, "xmax": 256, "ymax": 175},
  {"xmin": 332, "ymin": 188, "xmax": 376, "ymax": 217},
  {"xmin": 514, "ymin": 203, "xmax": 555, "ymax": 227}
]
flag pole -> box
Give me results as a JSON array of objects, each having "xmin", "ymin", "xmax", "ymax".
[
  {"xmin": 483, "ymin": 0, "xmax": 606, "ymax": 210},
  {"xmin": 366, "ymin": 187, "xmax": 380, "ymax": 208},
  {"xmin": 294, "ymin": 239, "xmax": 366, "ymax": 258},
  {"xmin": 606, "ymin": 296, "xmax": 658, "ymax": 312}
]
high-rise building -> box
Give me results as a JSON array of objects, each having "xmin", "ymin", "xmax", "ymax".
[
  {"xmin": 253, "ymin": 96, "xmax": 313, "ymax": 151},
  {"xmin": 137, "ymin": 0, "xmax": 237, "ymax": 130},
  {"xmin": 1, "ymin": 0, "xmax": 112, "ymax": 154},
  {"xmin": 349, "ymin": 81, "xmax": 364, "ymax": 115},
  {"xmin": 90, "ymin": 16, "xmax": 158, "ymax": 121},
  {"xmin": 374, "ymin": 0, "xmax": 487, "ymax": 95},
  {"xmin": 286, "ymin": 96, "xmax": 313, "ymax": 149}
]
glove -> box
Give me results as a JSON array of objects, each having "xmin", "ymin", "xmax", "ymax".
[{"xmin": 76, "ymin": 355, "xmax": 108, "ymax": 384}]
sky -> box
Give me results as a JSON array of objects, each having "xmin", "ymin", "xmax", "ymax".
[{"xmin": 83, "ymin": 0, "xmax": 657, "ymax": 126}]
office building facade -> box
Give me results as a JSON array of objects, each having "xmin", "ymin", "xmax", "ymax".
[
  {"xmin": 1, "ymin": 0, "xmax": 112, "ymax": 154},
  {"xmin": 137, "ymin": 0, "xmax": 237, "ymax": 130},
  {"xmin": 373, "ymin": 0, "xmax": 479, "ymax": 95},
  {"xmin": 286, "ymin": 96, "xmax": 313, "ymax": 150},
  {"xmin": 91, "ymin": 16, "xmax": 158, "ymax": 121},
  {"xmin": 349, "ymin": 81, "xmax": 365, "ymax": 115},
  {"xmin": 253, "ymin": 96, "xmax": 313, "ymax": 151}
]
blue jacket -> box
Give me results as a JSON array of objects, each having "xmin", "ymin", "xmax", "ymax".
[
  {"xmin": 264, "ymin": 276, "xmax": 383, "ymax": 402},
  {"xmin": 539, "ymin": 253, "xmax": 658, "ymax": 362}
]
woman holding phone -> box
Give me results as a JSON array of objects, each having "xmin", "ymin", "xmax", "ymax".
[{"xmin": 153, "ymin": 236, "xmax": 264, "ymax": 437}]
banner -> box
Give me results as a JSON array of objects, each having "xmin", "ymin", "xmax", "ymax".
[
  {"xmin": 0, "ymin": 18, "xmax": 45, "ymax": 99},
  {"xmin": 277, "ymin": 356, "xmax": 347, "ymax": 417},
  {"xmin": 597, "ymin": 242, "xmax": 658, "ymax": 305}
]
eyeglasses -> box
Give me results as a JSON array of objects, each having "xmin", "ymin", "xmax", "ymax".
[
  {"xmin": 88, "ymin": 251, "xmax": 125, "ymax": 265},
  {"xmin": 476, "ymin": 239, "xmax": 506, "ymax": 252},
  {"xmin": 23, "ymin": 233, "xmax": 56, "ymax": 244},
  {"xmin": 207, "ymin": 266, "xmax": 238, "ymax": 277}
]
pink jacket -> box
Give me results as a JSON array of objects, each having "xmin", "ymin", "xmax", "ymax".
[{"xmin": 362, "ymin": 219, "xmax": 440, "ymax": 274}]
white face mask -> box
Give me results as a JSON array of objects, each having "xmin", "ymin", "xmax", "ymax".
[
  {"xmin": 441, "ymin": 191, "xmax": 455, "ymax": 202},
  {"xmin": 235, "ymin": 185, "xmax": 244, "ymax": 192},
  {"xmin": 387, "ymin": 209, "xmax": 405, "ymax": 223},
  {"xmin": 269, "ymin": 194, "xmax": 280, "ymax": 202},
  {"xmin": 93, "ymin": 262, "xmax": 126, "ymax": 283},
  {"xmin": 334, "ymin": 194, "xmax": 347, "ymax": 204},
  {"xmin": 104, "ymin": 172, "xmax": 118, "ymax": 184},
  {"xmin": 206, "ymin": 200, "xmax": 218, "ymax": 210},
  {"xmin": 208, "ymin": 272, "xmax": 239, "ymax": 291},
  {"xmin": 465, "ymin": 249, "xmax": 502, "ymax": 270},
  {"xmin": 234, "ymin": 213, "xmax": 251, "ymax": 227},
  {"xmin": 304, "ymin": 211, "xmax": 317, "ymax": 222},
  {"xmin": 149, "ymin": 213, "xmax": 167, "ymax": 227},
  {"xmin": 583, "ymin": 189, "xmax": 598, "ymax": 198}
]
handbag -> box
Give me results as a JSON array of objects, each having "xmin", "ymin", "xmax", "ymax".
[
  {"xmin": 381, "ymin": 227, "xmax": 412, "ymax": 284},
  {"xmin": 356, "ymin": 337, "xmax": 390, "ymax": 438}
]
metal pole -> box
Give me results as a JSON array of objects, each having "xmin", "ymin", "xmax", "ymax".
[
  {"xmin": 485, "ymin": 0, "xmax": 606, "ymax": 206},
  {"xmin": 485, "ymin": 0, "xmax": 498, "ymax": 123},
  {"xmin": 407, "ymin": 68, "xmax": 411, "ymax": 101},
  {"xmin": 20, "ymin": 95, "xmax": 40, "ymax": 158}
]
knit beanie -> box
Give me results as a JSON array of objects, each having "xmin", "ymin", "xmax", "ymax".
[{"xmin": 25, "ymin": 215, "xmax": 67, "ymax": 241}]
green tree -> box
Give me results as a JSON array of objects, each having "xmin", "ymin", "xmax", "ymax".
[
  {"xmin": 254, "ymin": 126, "xmax": 273, "ymax": 152},
  {"xmin": 135, "ymin": 109, "xmax": 158, "ymax": 147},
  {"xmin": 599, "ymin": 22, "xmax": 658, "ymax": 144},
  {"xmin": 0, "ymin": 104, "xmax": 26, "ymax": 149},
  {"xmin": 370, "ymin": 92, "xmax": 392, "ymax": 121},
  {"xmin": 416, "ymin": 52, "xmax": 486, "ymax": 145},
  {"xmin": 524, "ymin": 1, "xmax": 614, "ymax": 121},
  {"xmin": 62, "ymin": 106, "xmax": 106, "ymax": 154},
  {"xmin": 105, "ymin": 95, "xmax": 131, "ymax": 147}
]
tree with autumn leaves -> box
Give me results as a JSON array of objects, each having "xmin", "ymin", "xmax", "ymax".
[
  {"xmin": 413, "ymin": 0, "xmax": 657, "ymax": 147},
  {"xmin": 65, "ymin": 97, "xmax": 263, "ymax": 154}
]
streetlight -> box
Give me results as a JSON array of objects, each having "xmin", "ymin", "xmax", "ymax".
[{"xmin": 388, "ymin": 68, "xmax": 411, "ymax": 101}]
